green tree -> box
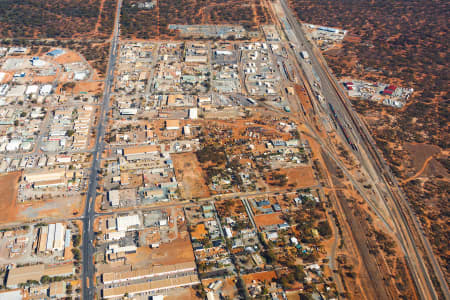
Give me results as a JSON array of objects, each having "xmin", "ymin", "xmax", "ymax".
[
  {"xmin": 72, "ymin": 234, "xmax": 81, "ymax": 247},
  {"xmin": 318, "ymin": 220, "xmax": 332, "ymax": 238},
  {"xmin": 40, "ymin": 275, "xmax": 51, "ymax": 284}
]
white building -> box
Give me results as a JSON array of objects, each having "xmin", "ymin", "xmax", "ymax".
[
  {"xmin": 224, "ymin": 227, "xmax": 233, "ymax": 238},
  {"xmin": 120, "ymin": 108, "xmax": 138, "ymax": 115},
  {"xmin": 6, "ymin": 140, "xmax": 21, "ymax": 152},
  {"xmin": 53, "ymin": 223, "xmax": 65, "ymax": 251},
  {"xmin": 74, "ymin": 71, "xmax": 88, "ymax": 81},
  {"xmin": 183, "ymin": 125, "xmax": 191, "ymax": 136},
  {"xmin": 25, "ymin": 85, "xmax": 39, "ymax": 95},
  {"xmin": 108, "ymin": 190, "xmax": 120, "ymax": 207},
  {"xmin": 40, "ymin": 84, "xmax": 52, "ymax": 96},
  {"xmin": 31, "ymin": 59, "xmax": 47, "ymax": 67},
  {"xmin": 290, "ymin": 236, "xmax": 298, "ymax": 245},
  {"xmin": 116, "ymin": 215, "xmax": 140, "ymax": 232},
  {"xmin": 106, "ymin": 231, "xmax": 126, "ymax": 241},
  {"xmin": 46, "ymin": 224, "xmax": 56, "ymax": 251},
  {"xmin": 56, "ymin": 155, "xmax": 71, "ymax": 163},
  {"xmin": 189, "ymin": 108, "xmax": 198, "ymax": 120}
]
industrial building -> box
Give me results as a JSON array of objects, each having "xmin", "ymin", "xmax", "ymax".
[
  {"xmin": 38, "ymin": 223, "xmax": 68, "ymax": 253},
  {"xmin": 102, "ymin": 261, "xmax": 196, "ymax": 284},
  {"xmin": 116, "ymin": 214, "xmax": 140, "ymax": 232},
  {"xmin": 123, "ymin": 145, "xmax": 160, "ymax": 159},
  {"xmin": 102, "ymin": 274, "xmax": 200, "ymax": 299},
  {"xmin": 6, "ymin": 263, "xmax": 74, "ymax": 288},
  {"xmin": 108, "ymin": 190, "xmax": 120, "ymax": 207},
  {"xmin": 165, "ymin": 120, "xmax": 180, "ymax": 130},
  {"xmin": 24, "ymin": 169, "xmax": 66, "ymax": 184}
]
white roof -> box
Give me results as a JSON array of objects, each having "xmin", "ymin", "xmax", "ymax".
[
  {"xmin": 74, "ymin": 72, "xmax": 87, "ymax": 81},
  {"xmin": 7, "ymin": 85, "xmax": 26, "ymax": 97},
  {"xmin": 116, "ymin": 215, "xmax": 140, "ymax": 232},
  {"xmin": 108, "ymin": 190, "xmax": 120, "ymax": 206},
  {"xmin": 267, "ymin": 232, "xmax": 278, "ymax": 240},
  {"xmin": 6, "ymin": 140, "xmax": 21, "ymax": 152},
  {"xmin": 189, "ymin": 108, "xmax": 198, "ymax": 119},
  {"xmin": 32, "ymin": 59, "xmax": 47, "ymax": 67},
  {"xmin": 40, "ymin": 84, "xmax": 52, "ymax": 95},
  {"xmin": 224, "ymin": 227, "xmax": 233, "ymax": 238},
  {"xmin": 0, "ymin": 290, "xmax": 23, "ymax": 300}
]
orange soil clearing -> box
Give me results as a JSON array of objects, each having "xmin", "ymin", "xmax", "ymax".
[
  {"xmin": 254, "ymin": 212, "xmax": 285, "ymax": 228},
  {"xmin": 53, "ymin": 50, "xmax": 84, "ymax": 64},
  {"xmin": 72, "ymin": 81, "xmax": 103, "ymax": 94},
  {"xmin": 172, "ymin": 152, "xmax": 210, "ymax": 199},
  {"xmin": 0, "ymin": 172, "xmax": 21, "ymax": 224},
  {"xmin": 126, "ymin": 231, "xmax": 195, "ymax": 267},
  {"xmin": 280, "ymin": 167, "xmax": 317, "ymax": 189},
  {"xmin": 242, "ymin": 270, "xmax": 277, "ymax": 284}
]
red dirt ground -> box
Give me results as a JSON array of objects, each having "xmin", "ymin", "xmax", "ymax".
[
  {"xmin": 0, "ymin": 172, "xmax": 21, "ymax": 224},
  {"xmin": 254, "ymin": 212, "xmax": 285, "ymax": 228},
  {"xmin": 172, "ymin": 152, "xmax": 210, "ymax": 199}
]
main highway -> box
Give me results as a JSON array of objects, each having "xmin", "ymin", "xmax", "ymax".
[
  {"xmin": 81, "ymin": 0, "xmax": 122, "ymax": 299},
  {"xmin": 276, "ymin": 0, "xmax": 449, "ymax": 299}
]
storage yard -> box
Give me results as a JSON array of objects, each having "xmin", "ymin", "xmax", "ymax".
[{"xmin": 341, "ymin": 79, "xmax": 414, "ymax": 108}]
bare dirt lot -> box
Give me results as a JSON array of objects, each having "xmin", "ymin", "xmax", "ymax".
[
  {"xmin": 242, "ymin": 270, "xmax": 277, "ymax": 284},
  {"xmin": 172, "ymin": 152, "xmax": 210, "ymax": 199},
  {"xmin": 126, "ymin": 231, "xmax": 195, "ymax": 267},
  {"xmin": 165, "ymin": 286, "xmax": 201, "ymax": 300},
  {"xmin": 0, "ymin": 172, "xmax": 83, "ymax": 225},
  {"xmin": 72, "ymin": 81, "xmax": 104, "ymax": 94},
  {"xmin": 284, "ymin": 167, "xmax": 317, "ymax": 188},
  {"xmin": 254, "ymin": 212, "xmax": 285, "ymax": 228},
  {"xmin": 202, "ymin": 276, "xmax": 238, "ymax": 299},
  {"xmin": 267, "ymin": 167, "xmax": 317, "ymax": 190},
  {"xmin": 18, "ymin": 195, "xmax": 83, "ymax": 222},
  {"xmin": 0, "ymin": 172, "xmax": 21, "ymax": 224},
  {"xmin": 53, "ymin": 50, "xmax": 84, "ymax": 64}
]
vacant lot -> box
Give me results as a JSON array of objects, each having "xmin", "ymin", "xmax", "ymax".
[
  {"xmin": 267, "ymin": 167, "xmax": 317, "ymax": 190},
  {"xmin": 127, "ymin": 231, "xmax": 195, "ymax": 267},
  {"xmin": 285, "ymin": 167, "xmax": 316, "ymax": 187},
  {"xmin": 172, "ymin": 152, "xmax": 210, "ymax": 199},
  {"xmin": 0, "ymin": 172, "xmax": 83, "ymax": 224},
  {"xmin": 254, "ymin": 212, "xmax": 285, "ymax": 228},
  {"xmin": 202, "ymin": 276, "xmax": 238, "ymax": 299},
  {"xmin": 0, "ymin": 172, "xmax": 21, "ymax": 224},
  {"xmin": 19, "ymin": 195, "xmax": 83, "ymax": 221},
  {"xmin": 242, "ymin": 270, "xmax": 277, "ymax": 284}
]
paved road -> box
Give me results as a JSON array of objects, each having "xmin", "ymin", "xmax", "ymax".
[
  {"xmin": 81, "ymin": 0, "xmax": 122, "ymax": 299},
  {"xmin": 277, "ymin": 0, "xmax": 449, "ymax": 299}
]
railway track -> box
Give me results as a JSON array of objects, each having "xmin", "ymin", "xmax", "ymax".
[
  {"xmin": 274, "ymin": 0, "xmax": 448, "ymax": 298},
  {"xmin": 318, "ymin": 43, "xmax": 447, "ymax": 300}
]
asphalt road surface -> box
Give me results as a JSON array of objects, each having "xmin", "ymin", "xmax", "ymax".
[{"xmin": 81, "ymin": 0, "xmax": 122, "ymax": 299}]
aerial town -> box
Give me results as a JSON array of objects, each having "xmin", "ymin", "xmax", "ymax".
[{"xmin": 0, "ymin": 0, "xmax": 447, "ymax": 300}]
